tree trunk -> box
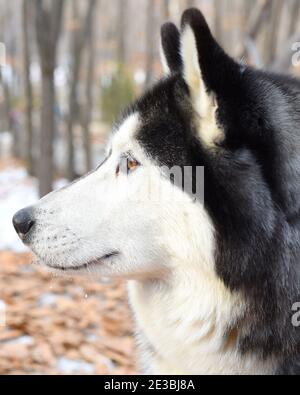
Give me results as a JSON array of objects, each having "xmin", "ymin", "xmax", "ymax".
[
  {"xmin": 240, "ymin": 0, "xmax": 273, "ymax": 62},
  {"xmin": 265, "ymin": 0, "xmax": 284, "ymax": 65},
  {"xmin": 35, "ymin": 0, "xmax": 65, "ymax": 197},
  {"xmin": 22, "ymin": 0, "xmax": 34, "ymax": 175},
  {"xmin": 184, "ymin": 0, "xmax": 195, "ymax": 8},
  {"xmin": 82, "ymin": 47, "xmax": 93, "ymax": 173},
  {"xmin": 162, "ymin": 0, "xmax": 170, "ymax": 20},
  {"xmin": 67, "ymin": 0, "xmax": 97, "ymax": 180},
  {"xmin": 288, "ymin": 0, "xmax": 300, "ymax": 37},
  {"xmin": 82, "ymin": 1, "xmax": 98, "ymax": 173},
  {"xmin": 214, "ymin": 0, "xmax": 223, "ymax": 44},
  {"xmin": 0, "ymin": 71, "xmax": 11, "ymax": 133},
  {"xmin": 144, "ymin": 0, "xmax": 156, "ymax": 89},
  {"xmin": 117, "ymin": 0, "xmax": 127, "ymax": 65},
  {"xmin": 66, "ymin": 71, "xmax": 78, "ymax": 180},
  {"xmin": 0, "ymin": 70, "xmax": 21, "ymax": 158},
  {"xmin": 39, "ymin": 68, "xmax": 55, "ymax": 197}
]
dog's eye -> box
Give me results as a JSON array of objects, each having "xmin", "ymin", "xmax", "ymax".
[
  {"xmin": 127, "ymin": 159, "xmax": 139, "ymax": 172},
  {"xmin": 116, "ymin": 156, "xmax": 140, "ymax": 176}
]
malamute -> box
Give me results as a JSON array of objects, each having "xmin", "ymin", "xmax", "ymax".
[{"xmin": 13, "ymin": 9, "xmax": 300, "ymax": 375}]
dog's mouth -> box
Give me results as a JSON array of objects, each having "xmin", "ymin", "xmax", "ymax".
[{"xmin": 46, "ymin": 252, "xmax": 120, "ymax": 272}]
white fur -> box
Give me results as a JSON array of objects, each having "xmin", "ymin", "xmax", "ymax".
[
  {"xmin": 27, "ymin": 113, "xmax": 275, "ymax": 375},
  {"xmin": 180, "ymin": 26, "xmax": 223, "ymax": 148},
  {"xmin": 129, "ymin": 279, "xmax": 275, "ymax": 375},
  {"xmin": 160, "ymin": 40, "xmax": 171, "ymax": 76}
]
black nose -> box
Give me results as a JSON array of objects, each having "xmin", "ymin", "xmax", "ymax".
[{"xmin": 13, "ymin": 208, "xmax": 35, "ymax": 237}]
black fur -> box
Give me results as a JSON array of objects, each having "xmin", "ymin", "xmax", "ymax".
[
  {"xmin": 121, "ymin": 8, "xmax": 300, "ymax": 374},
  {"xmin": 161, "ymin": 22, "xmax": 182, "ymax": 73}
]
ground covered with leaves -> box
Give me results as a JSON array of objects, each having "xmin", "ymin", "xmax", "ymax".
[{"xmin": 0, "ymin": 251, "xmax": 137, "ymax": 375}]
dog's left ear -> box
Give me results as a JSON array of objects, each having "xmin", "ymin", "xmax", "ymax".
[{"xmin": 160, "ymin": 22, "xmax": 182, "ymax": 75}]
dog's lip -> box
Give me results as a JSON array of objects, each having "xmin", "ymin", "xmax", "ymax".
[{"xmin": 47, "ymin": 252, "xmax": 119, "ymax": 272}]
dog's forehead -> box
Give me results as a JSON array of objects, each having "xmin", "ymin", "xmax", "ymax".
[
  {"xmin": 110, "ymin": 76, "xmax": 190, "ymax": 161},
  {"xmin": 112, "ymin": 113, "xmax": 140, "ymax": 153}
]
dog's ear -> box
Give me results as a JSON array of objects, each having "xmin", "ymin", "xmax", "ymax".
[
  {"xmin": 180, "ymin": 8, "xmax": 240, "ymax": 147},
  {"xmin": 180, "ymin": 8, "xmax": 240, "ymax": 95},
  {"xmin": 160, "ymin": 22, "xmax": 182, "ymax": 75}
]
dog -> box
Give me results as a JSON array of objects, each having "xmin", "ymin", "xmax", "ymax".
[{"xmin": 13, "ymin": 8, "xmax": 300, "ymax": 375}]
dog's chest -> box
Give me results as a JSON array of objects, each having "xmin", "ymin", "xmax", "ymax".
[{"xmin": 128, "ymin": 281, "xmax": 276, "ymax": 375}]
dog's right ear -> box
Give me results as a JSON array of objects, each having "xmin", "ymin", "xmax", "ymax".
[
  {"xmin": 178, "ymin": 9, "xmax": 242, "ymax": 147},
  {"xmin": 160, "ymin": 22, "xmax": 182, "ymax": 75},
  {"xmin": 180, "ymin": 8, "xmax": 241, "ymax": 96}
]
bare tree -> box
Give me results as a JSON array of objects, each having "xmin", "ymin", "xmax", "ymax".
[
  {"xmin": 162, "ymin": 0, "xmax": 170, "ymax": 20},
  {"xmin": 184, "ymin": 0, "xmax": 195, "ymax": 8},
  {"xmin": 240, "ymin": 0, "xmax": 273, "ymax": 63},
  {"xmin": 264, "ymin": 0, "xmax": 284, "ymax": 65},
  {"xmin": 214, "ymin": 0, "xmax": 223, "ymax": 44},
  {"xmin": 288, "ymin": 0, "xmax": 300, "ymax": 37},
  {"xmin": 0, "ymin": 72, "xmax": 12, "ymax": 134},
  {"xmin": 81, "ymin": 0, "xmax": 99, "ymax": 173},
  {"xmin": 35, "ymin": 0, "xmax": 65, "ymax": 197},
  {"xmin": 0, "ymin": 2, "xmax": 17, "ymax": 155},
  {"xmin": 66, "ymin": 0, "xmax": 97, "ymax": 180},
  {"xmin": 22, "ymin": 0, "xmax": 34, "ymax": 175},
  {"xmin": 144, "ymin": 0, "xmax": 156, "ymax": 89},
  {"xmin": 116, "ymin": 0, "xmax": 128, "ymax": 65},
  {"xmin": 270, "ymin": 0, "xmax": 300, "ymax": 72}
]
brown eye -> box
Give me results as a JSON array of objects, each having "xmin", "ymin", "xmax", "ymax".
[
  {"xmin": 116, "ymin": 164, "xmax": 120, "ymax": 176},
  {"xmin": 127, "ymin": 159, "xmax": 139, "ymax": 172}
]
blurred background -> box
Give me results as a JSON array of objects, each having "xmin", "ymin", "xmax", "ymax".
[{"xmin": 0, "ymin": 0, "xmax": 300, "ymax": 375}]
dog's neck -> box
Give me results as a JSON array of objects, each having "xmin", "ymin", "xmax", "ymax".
[{"xmin": 128, "ymin": 264, "xmax": 276, "ymax": 375}]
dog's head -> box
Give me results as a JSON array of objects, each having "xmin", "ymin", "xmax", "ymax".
[
  {"xmin": 12, "ymin": 9, "xmax": 219, "ymax": 279},
  {"xmin": 12, "ymin": 9, "xmax": 300, "ymax": 320}
]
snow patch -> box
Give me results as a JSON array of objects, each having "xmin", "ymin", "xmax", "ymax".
[
  {"xmin": 0, "ymin": 168, "xmax": 38, "ymax": 252},
  {"xmin": 3, "ymin": 335, "xmax": 35, "ymax": 346},
  {"xmin": 38, "ymin": 293, "xmax": 59, "ymax": 307},
  {"xmin": 0, "ymin": 166, "xmax": 68, "ymax": 252},
  {"xmin": 56, "ymin": 357, "xmax": 95, "ymax": 374}
]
